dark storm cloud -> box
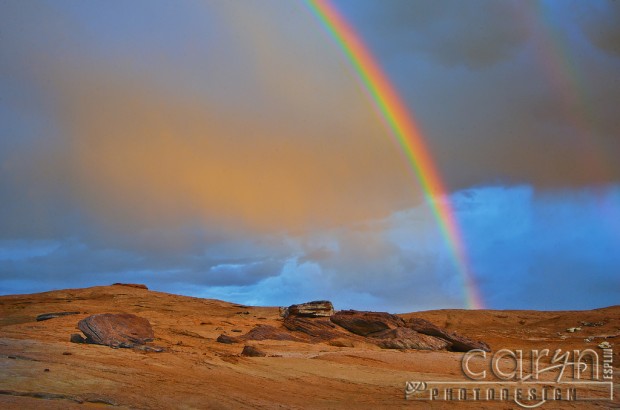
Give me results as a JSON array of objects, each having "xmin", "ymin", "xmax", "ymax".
[
  {"xmin": 342, "ymin": 0, "xmax": 527, "ymax": 68},
  {"xmin": 578, "ymin": 0, "xmax": 620, "ymax": 56},
  {"xmin": 0, "ymin": 234, "xmax": 288, "ymax": 294},
  {"xmin": 335, "ymin": 0, "xmax": 620, "ymax": 191}
]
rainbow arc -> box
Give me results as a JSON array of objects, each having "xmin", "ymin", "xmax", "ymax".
[{"xmin": 305, "ymin": 0, "xmax": 484, "ymax": 309}]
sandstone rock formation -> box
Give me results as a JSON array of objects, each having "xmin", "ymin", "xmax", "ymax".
[
  {"xmin": 330, "ymin": 310, "xmax": 405, "ymax": 336},
  {"xmin": 77, "ymin": 313, "xmax": 154, "ymax": 348},
  {"xmin": 36, "ymin": 311, "xmax": 80, "ymax": 321},
  {"xmin": 286, "ymin": 301, "xmax": 334, "ymax": 318},
  {"xmin": 283, "ymin": 316, "xmax": 341, "ymax": 340},
  {"xmin": 241, "ymin": 345, "xmax": 266, "ymax": 357},
  {"xmin": 370, "ymin": 327, "xmax": 450, "ymax": 350},
  {"xmin": 279, "ymin": 300, "xmax": 342, "ymax": 340},
  {"xmin": 216, "ymin": 334, "xmax": 238, "ymax": 344},
  {"xmin": 407, "ymin": 317, "xmax": 490, "ymax": 352},
  {"xmin": 240, "ymin": 324, "xmax": 303, "ymax": 342},
  {"xmin": 5, "ymin": 285, "xmax": 617, "ymax": 408}
]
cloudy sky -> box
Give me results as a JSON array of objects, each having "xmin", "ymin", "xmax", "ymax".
[{"xmin": 1, "ymin": 0, "xmax": 619, "ymax": 312}]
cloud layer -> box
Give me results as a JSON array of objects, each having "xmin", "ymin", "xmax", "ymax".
[{"xmin": 2, "ymin": 185, "xmax": 618, "ymax": 311}]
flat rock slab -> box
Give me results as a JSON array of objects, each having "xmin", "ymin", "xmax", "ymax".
[
  {"xmin": 407, "ymin": 317, "xmax": 490, "ymax": 352},
  {"xmin": 286, "ymin": 301, "xmax": 334, "ymax": 318},
  {"xmin": 240, "ymin": 324, "xmax": 304, "ymax": 342},
  {"xmin": 77, "ymin": 313, "xmax": 154, "ymax": 348},
  {"xmin": 370, "ymin": 327, "xmax": 450, "ymax": 350},
  {"xmin": 283, "ymin": 316, "xmax": 341, "ymax": 340},
  {"xmin": 36, "ymin": 312, "xmax": 80, "ymax": 321},
  {"xmin": 330, "ymin": 310, "xmax": 405, "ymax": 336}
]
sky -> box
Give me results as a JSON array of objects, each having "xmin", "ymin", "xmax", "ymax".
[{"xmin": 0, "ymin": 0, "xmax": 619, "ymax": 312}]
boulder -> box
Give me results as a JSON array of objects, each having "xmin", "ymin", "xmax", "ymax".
[
  {"xmin": 407, "ymin": 317, "xmax": 490, "ymax": 352},
  {"xmin": 37, "ymin": 312, "xmax": 80, "ymax": 321},
  {"xmin": 240, "ymin": 324, "xmax": 303, "ymax": 342},
  {"xmin": 77, "ymin": 313, "xmax": 154, "ymax": 348},
  {"xmin": 330, "ymin": 310, "xmax": 405, "ymax": 336},
  {"xmin": 240, "ymin": 345, "xmax": 266, "ymax": 357},
  {"xmin": 283, "ymin": 316, "xmax": 341, "ymax": 340},
  {"xmin": 216, "ymin": 334, "xmax": 238, "ymax": 344},
  {"xmin": 370, "ymin": 328, "xmax": 450, "ymax": 350},
  {"xmin": 286, "ymin": 301, "xmax": 334, "ymax": 318}
]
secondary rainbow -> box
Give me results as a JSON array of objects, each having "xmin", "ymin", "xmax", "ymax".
[
  {"xmin": 519, "ymin": 2, "xmax": 611, "ymax": 182},
  {"xmin": 304, "ymin": 0, "xmax": 484, "ymax": 309}
]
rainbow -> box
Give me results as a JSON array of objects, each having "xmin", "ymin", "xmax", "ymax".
[
  {"xmin": 304, "ymin": 0, "xmax": 484, "ymax": 309},
  {"xmin": 519, "ymin": 2, "xmax": 611, "ymax": 182}
]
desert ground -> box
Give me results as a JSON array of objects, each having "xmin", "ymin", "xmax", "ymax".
[{"xmin": 0, "ymin": 284, "xmax": 618, "ymax": 409}]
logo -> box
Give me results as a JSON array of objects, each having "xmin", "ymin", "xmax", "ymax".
[{"xmin": 405, "ymin": 347, "xmax": 614, "ymax": 408}]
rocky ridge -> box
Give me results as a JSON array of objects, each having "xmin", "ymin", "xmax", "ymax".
[
  {"xmin": 2, "ymin": 285, "xmax": 618, "ymax": 409},
  {"xmin": 69, "ymin": 298, "xmax": 489, "ymax": 353}
]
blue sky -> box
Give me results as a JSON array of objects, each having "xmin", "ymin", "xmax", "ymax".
[{"xmin": 0, "ymin": 0, "xmax": 618, "ymax": 311}]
